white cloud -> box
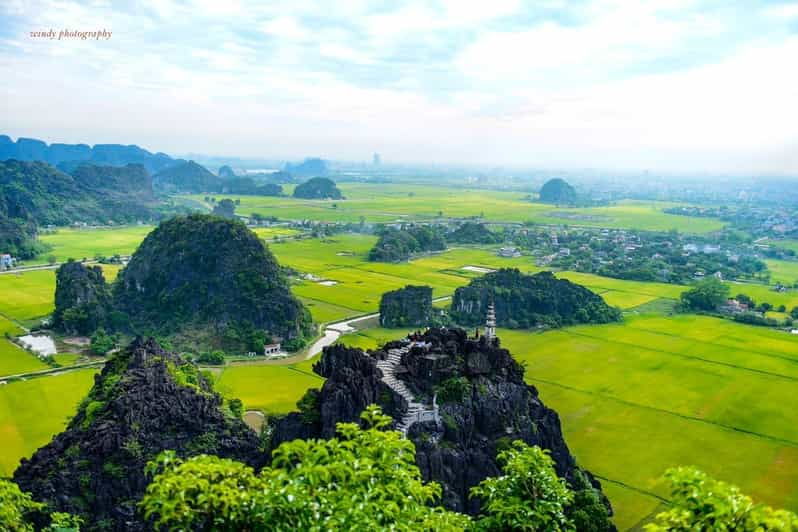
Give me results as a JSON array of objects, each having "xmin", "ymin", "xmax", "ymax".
[
  {"xmin": 764, "ymin": 3, "xmax": 798, "ymax": 19},
  {"xmin": 1, "ymin": 0, "xmax": 796, "ymax": 174},
  {"xmin": 259, "ymin": 16, "xmax": 308, "ymax": 40}
]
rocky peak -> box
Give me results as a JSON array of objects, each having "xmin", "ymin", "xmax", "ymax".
[
  {"xmin": 273, "ymin": 328, "xmax": 613, "ymax": 521},
  {"xmin": 13, "ymin": 337, "xmax": 263, "ymax": 531}
]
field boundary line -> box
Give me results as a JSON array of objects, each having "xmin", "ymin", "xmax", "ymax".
[
  {"xmin": 564, "ymin": 330, "xmax": 798, "ymax": 382},
  {"xmin": 619, "ymin": 322, "xmax": 798, "ymax": 364},
  {"xmin": 0, "ymin": 310, "xmax": 30, "ymax": 333},
  {"xmin": 593, "ymin": 474, "xmax": 669, "ymax": 504},
  {"xmin": 1, "ymin": 361, "xmax": 104, "ymax": 381},
  {"xmin": 528, "ymin": 376, "xmax": 798, "ymax": 448}
]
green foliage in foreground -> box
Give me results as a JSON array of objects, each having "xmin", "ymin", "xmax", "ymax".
[
  {"xmin": 141, "ymin": 406, "xmax": 470, "ymax": 531},
  {"xmin": 141, "ymin": 406, "xmax": 614, "ymax": 531},
  {"xmin": 0, "ymin": 479, "xmax": 82, "ymax": 531},
  {"xmin": 471, "ymin": 442, "xmax": 575, "ymax": 531},
  {"xmin": 645, "ymin": 467, "xmax": 798, "ymax": 531}
]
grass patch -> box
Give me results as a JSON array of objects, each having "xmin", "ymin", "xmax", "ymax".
[
  {"xmin": 765, "ymin": 259, "xmax": 798, "ymax": 287},
  {"xmin": 215, "ymin": 364, "xmax": 324, "ymax": 415}
]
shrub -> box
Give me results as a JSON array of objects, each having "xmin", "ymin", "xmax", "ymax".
[
  {"xmin": 435, "ymin": 377, "xmax": 470, "ymax": 403},
  {"xmin": 645, "ymin": 467, "xmax": 798, "ymax": 531}
]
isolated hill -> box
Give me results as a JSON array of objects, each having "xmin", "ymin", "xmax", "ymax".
[
  {"xmin": 112, "ymin": 214, "xmax": 312, "ymax": 345},
  {"xmin": 379, "ymin": 285, "xmax": 434, "ymax": 327},
  {"xmin": 539, "ymin": 178, "xmax": 577, "ymax": 204},
  {"xmin": 292, "ymin": 176, "xmax": 342, "ymax": 199},
  {"xmin": 447, "ymin": 222, "xmax": 502, "ymax": 244},
  {"xmin": 284, "ymin": 157, "xmax": 329, "ymax": 177},
  {"xmin": 14, "ymin": 337, "xmax": 264, "ymax": 530},
  {"xmin": 272, "ymin": 330, "xmax": 613, "ymax": 528},
  {"xmin": 152, "ymin": 160, "xmax": 221, "ymax": 193},
  {"xmin": 0, "ymin": 134, "xmax": 179, "ymax": 173},
  {"xmin": 52, "ymin": 261, "xmax": 112, "ymax": 335},
  {"xmin": 217, "ymin": 164, "xmax": 236, "ymax": 178},
  {"xmin": 451, "ymin": 269, "xmax": 621, "ymax": 328}
]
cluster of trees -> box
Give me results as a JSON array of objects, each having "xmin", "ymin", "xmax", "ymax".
[
  {"xmin": 368, "ymin": 224, "xmax": 447, "ymax": 262},
  {"xmin": 680, "ymin": 277, "xmax": 730, "ymax": 311},
  {"xmin": 212, "ymin": 198, "xmax": 237, "ymax": 218},
  {"xmin": 681, "ymin": 279, "xmax": 796, "ymax": 326},
  {"xmin": 452, "ymin": 269, "xmax": 622, "ymax": 329},
  {"xmin": 447, "ymin": 221, "xmax": 503, "ymax": 244},
  {"xmin": 534, "ymin": 227, "xmax": 769, "ymax": 285}
]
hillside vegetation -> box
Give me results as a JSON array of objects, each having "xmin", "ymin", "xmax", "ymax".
[{"xmin": 452, "ymin": 269, "xmax": 622, "ymax": 328}]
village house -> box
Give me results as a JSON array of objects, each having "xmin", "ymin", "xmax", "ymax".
[
  {"xmin": 264, "ymin": 343, "xmax": 283, "ymax": 357},
  {"xmin": 497, "ymin": 246, "xmax": 521, "ymax": 258},
  {"xmin": 0, "ymin": 254, "xmax": 15, "ymax": 271},
  {"xmin": 719, "ymin": 299, "xmax": 748, "ymax": 314}
]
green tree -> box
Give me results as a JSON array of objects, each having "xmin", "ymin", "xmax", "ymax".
[
  {"xmin": 89, "ymin": 328, "xmax": 116, "ymax": 355},
  {"xmin": 791, "ymin": 306, "xmax": 798, "ymax": 319},
  {"xmin": 47, "ymin": 254, "xmax": 57, "ymax": 265},
  {"xmin": 228, "ymin": 398, "xmax": 243, "ymax": 418},
  {"xmin": 680, "ymin": 278, "xmax": 730, "ymax": 311},
  {"xmin": 645, "ymin": 467, "xmax": 798, "ymax": 531},
  {"xmin": 0, "ymin": 479, "xmax": 81, "ymax": 531},
  {"xmin": 471, "ymin": 441, "xmax": 575, "ymax": 531},
  {"xmin": 141, "ymin": 406, "xmax": 470, "ymax": 531}
]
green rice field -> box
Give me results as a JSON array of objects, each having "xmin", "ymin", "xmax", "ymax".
[
  {"xmin": 0, "ymin": 339, "xmax": 48, "ymax": 378},
  {"xmin": 500, "ymin": 314, "xmax": 798, "ymax": 529},
  {"xmin": 38, "ymin": 225, "xmax": 155, "ymax": 263},
  {"xmin": 0, "ymin": 369, "xmax": 98, "ymax": 476},
  {"xmin": 215, "ymin": 362, "xmax": 323, "ymax": 415},
  {"xmin": 182, "ymin": 184, "xmax": 725, "ymax": 233},
  {"xmin": 0, "ymin": 264, "xmax": 121, "ymax": 324},
  {"xmin": 766, "ymin": 259, "xmax": 798, "ymax": 288}
]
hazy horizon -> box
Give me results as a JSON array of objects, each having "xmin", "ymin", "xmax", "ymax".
[{"xmin": 2, "ymin": 1, "xmax": 797, "ymax": 175}]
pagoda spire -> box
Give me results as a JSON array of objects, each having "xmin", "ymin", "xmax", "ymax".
[{"xmin": 485, "ymin": 302, "xmax": 496, "ymax": 340}]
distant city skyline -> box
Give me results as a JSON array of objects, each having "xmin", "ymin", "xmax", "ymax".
[{"xmin": 1, "ymin": 1, "xmax": 797, "ymax": 175}]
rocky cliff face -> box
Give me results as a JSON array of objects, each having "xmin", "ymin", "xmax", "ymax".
[
  {"xmin": 13, "ymin": 338, "xmax": 264, "ymax": 531},
  {"xmin": 379, "ymin": 285, "xmax": 433, "ymax": 327},
  {"xmin": 273, "ymin": 328, "xmax": 613, "ymax": 523},
  {"xmin": 272, "ymin": 344, "xmax": 406, "ymax": 444},
  {"xmin": 52, "ymin": 261, "xmax": 112, "ymax": 335}
]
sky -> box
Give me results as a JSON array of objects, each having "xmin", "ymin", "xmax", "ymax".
[{"xmin": 1, "ymin": 0, "xmax": 797, "ymax": 175}]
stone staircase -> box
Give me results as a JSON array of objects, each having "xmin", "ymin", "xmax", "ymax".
[{"xmin": 376, "ymin": 345, "xmax": 437, "ymax": 436}]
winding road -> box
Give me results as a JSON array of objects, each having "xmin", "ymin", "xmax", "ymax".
[{"xmin": 305, "ymin": 295, "xmax": 452, "ymax": 359}]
